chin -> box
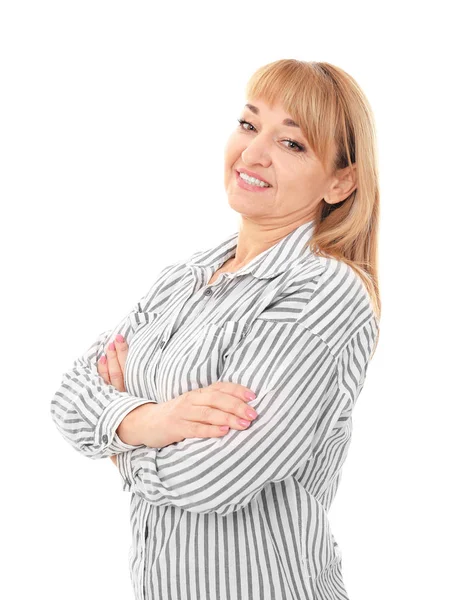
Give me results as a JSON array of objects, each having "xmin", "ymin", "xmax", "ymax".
[{"xmin": 227, "ymin": 193, "xmax": 269, "ymax": 215}]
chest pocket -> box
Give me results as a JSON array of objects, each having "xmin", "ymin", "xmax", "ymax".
[
  {"xmin": 125, "ymin": 310, "xmax": 164, "ymax": 400},
  {"xmin": 125, "ymin": 311, "xmax": 162, "ymax": 372},
  {"xmin": 129, "ymin": 310, "xmax": 161, "ymax": 334},
  {"xmin": 192, "ymin": 320, "xmax": 248, "ymax": 382},
  {"xmin": 153, "ymin": 319, "xmax": 252, "ymax": 403}
]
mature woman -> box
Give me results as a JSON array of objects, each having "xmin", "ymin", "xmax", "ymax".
[{"xmin": 51, "ymin": 59, "xmax": 381, "ymax": 600}]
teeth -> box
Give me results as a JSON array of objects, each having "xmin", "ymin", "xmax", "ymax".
[{"xmin": 239, "ymin": 172, "xmax": 270, "ymax": 187}]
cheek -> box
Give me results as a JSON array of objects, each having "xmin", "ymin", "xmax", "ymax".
[
  {"xmin": 273, "ymin": 167, "xmax": 298, "ymax": 190},
  {"xmin": 224, "ymin": 133, "xmax": 241, "ymax": 158},
  {"xmin": 286, "ymin": 169, "xmax": 318, "ymax": 191},
  {"xmin": 223, "ymin": 169, "xmax": 233, "ymax": 188}
]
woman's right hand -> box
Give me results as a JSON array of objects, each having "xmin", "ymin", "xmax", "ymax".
[{"xmin": 135, "ymin": 382, "xmax": 259, "ymax": 448}]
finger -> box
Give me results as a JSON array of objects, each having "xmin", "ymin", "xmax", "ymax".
[
  {"xmin": 98, "ymin": 355, "xmax": 111, "ymax": 385},
  {"xmin": 184, "ymin": 419, "xmax": 231, "ymax": 439},
  {"xmin": 114, "ymin": 334, "xmax": 128, "ymax": 378},
  {"xmin": 193, "ymin": 387, "xmax": 258, "ymax": 422},
  {"xmin": 188, "ymin": 403, "xmax": 254, "ymax": 431},
  {"xmin": 106, "ymin": 341, "xmax": 126, "ymax": 392},
  {"xmin": 208, "ymin": 381, "xmax": 256, "ymax": 402}
]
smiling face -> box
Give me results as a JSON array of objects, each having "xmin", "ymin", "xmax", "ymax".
[{"xmin": 223, "ymin": 98, "xmax": 338, "ymax": 223}]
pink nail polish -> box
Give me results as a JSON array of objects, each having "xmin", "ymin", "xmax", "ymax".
[
  {"xmin": 108, "ymin": 342, "xmax": 115, "ymax": 351},
  {"xmin": 99, "ymin": 355, "xmax": 107, "ymax": 364},
  {"xmin": 116, "ymin": 334, "xmax": 124, "ymax": 343}
]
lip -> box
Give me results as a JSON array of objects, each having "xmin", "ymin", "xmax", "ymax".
[
  {"xmin": 235, "ymin": 170, "xmax": 272, "ymax": 192},
  {"xmin": 236, "ymin": 168, "xmax": 272, "ymax": 186}
]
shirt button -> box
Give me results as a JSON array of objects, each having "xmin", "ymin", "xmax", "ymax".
[
  {"xmin": 159, "ymin": 340, "xmax": 166, "ymax": 348},
  {"xmin": 102, "ymin": 434, "xmax": 108, "ymax": 444},
  {"xmin": 204, "ymin": 289, "xmax": 212, "ymax": 296}
]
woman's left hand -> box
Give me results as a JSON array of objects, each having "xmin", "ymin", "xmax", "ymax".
[
  {"xmin": 98, "ymin": 334, "xmax": 129, "ymax": 392},
  {"xmin": 97, "ymin": 334, "xmax": 129, "ymax": 467}
]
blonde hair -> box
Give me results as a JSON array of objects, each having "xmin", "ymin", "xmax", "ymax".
[{"xmin": 246, "ymin": 59, "xmax": 381, "ymax": 352}]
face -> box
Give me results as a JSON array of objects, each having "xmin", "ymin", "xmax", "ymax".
[{"xmin": 223, "ymin": 97, "xmax": 339, "ymax": 223}]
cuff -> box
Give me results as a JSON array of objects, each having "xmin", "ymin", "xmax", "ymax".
[
  {"xmin": 108, "ymin": 433, "xmax": 144, "ymax": 454},
  {"xmin": 95, "ymin": 394, "xmax": 156, "ymax": 453}
]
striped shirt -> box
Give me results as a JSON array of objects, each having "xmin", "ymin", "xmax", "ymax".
[{"xmin": 50, "ymin": 219, "xmax": 379, "ymax": 600}]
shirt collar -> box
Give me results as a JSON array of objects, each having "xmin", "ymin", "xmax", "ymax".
[{"xmin": 189, "ymin": 220, "xmax": 317, "ymax": 280}]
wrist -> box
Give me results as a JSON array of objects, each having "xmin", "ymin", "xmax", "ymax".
[{"xmin": 116, "ymin": 402, "xmax": 156, "ymax": 446}]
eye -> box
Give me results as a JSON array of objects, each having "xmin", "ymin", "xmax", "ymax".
[
  {"xmin": 237, "ymin": 118, "xmax": 256, "ymax": 132},
  {"xmin": 282, "ymin": 139, "xmax": 305, "ymax": 153},
  {"xmin": 236, "ymin": 118, "xmax": 306, "ymax": 153}
]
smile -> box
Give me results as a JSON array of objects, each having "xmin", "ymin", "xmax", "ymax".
[{"xmin": 235, "ymin": 170, "xmax": 272, "ymax": 192}]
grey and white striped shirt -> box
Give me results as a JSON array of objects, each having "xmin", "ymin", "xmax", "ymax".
[{"xmin": 51, "ymin": 219, "xmax": 379, "ymax": 600}]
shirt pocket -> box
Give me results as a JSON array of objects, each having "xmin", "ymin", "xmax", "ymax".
[
  {"xmin": 126, "ymin": 310, "xmax": 163, "ymax": 357},
  {"xmin": 124, "ymin": 310, "xmax": 164, "ymax": 398},
  {"xmin": 194, "ymin": 320, "xmax": 248, "ymax": 381},
  {"xmin": 128, "ymin": 310, "xmax": 162, "ymax": 334}
]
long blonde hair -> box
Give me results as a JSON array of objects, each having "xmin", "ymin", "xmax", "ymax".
[{"xmin": 246, "ymin": 59, "xmax": 381, "ymax": 350}]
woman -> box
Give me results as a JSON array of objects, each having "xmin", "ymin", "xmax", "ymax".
[{"xmin": 51, "ymin": 59, "xmax": 381, "ymax": 600}]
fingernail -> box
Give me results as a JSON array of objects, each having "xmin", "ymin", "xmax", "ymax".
[
  {"xmin": 238, "ymin": 419, "xmax": 251, "ymax": 427},
  {"xmin": 245, "ymin": 391, "xmax": 256, "ymax": 400},
  {"xmin": 220, "ymin": 425, "xmax": 229, "ymax": 432},
  {"xmin": 99, "ymin": 355, "xmax": 107, "ymax": 364},
  {"xmin": 115, "ymin": 334, "xmax": 125, "ymax": 343},
  {"xmin": 108, "ymin": 342, "xmax": 115, "ymax": 351},
  {"xmin": 246, "ymin": 409, "xmax": 258, "ymax": 419}
]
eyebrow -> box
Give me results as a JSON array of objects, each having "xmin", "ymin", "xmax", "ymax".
[{"xmin": 244, "ymin": 103, "xmax": 300, "ymax": 128}]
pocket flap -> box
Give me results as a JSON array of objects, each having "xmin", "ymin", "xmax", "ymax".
[{"xmin": 129, "ymin": 310, "xmax": 161, "ymax": 332}]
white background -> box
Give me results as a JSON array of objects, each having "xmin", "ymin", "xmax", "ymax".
[{"xmin": 1, "ymin": 1, "xmax": 473, "ymax": 599}]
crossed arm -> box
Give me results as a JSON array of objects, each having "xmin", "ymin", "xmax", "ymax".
[
  {"xmin": 115, "ymin": 320, "xmax": 376, "ymax": 516},
  {"xmin": 96, "ymin": 334, "xmax": 132, "ymax": 467}
]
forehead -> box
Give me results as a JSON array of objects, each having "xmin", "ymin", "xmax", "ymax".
[{"xmin": 243, "ymin": 99, "xmax": 299, "ymax": 127}]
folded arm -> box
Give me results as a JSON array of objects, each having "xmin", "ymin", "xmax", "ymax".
[
  {"xmin": 116, "ymin": 317, "xmax": 377, "ymax": 515},
  {"xmin": 50, "ymin": 260, "xmax": 184, "ymax": 460}
]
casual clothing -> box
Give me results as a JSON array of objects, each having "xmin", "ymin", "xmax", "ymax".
[{"xmin": 50, "ymin": 220, "xmax": 378, "ymax": 599}]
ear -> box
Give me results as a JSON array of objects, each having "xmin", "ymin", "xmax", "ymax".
[{"xmin": 324, "ymin": 164, "xmax": 357, "ymax": 205}]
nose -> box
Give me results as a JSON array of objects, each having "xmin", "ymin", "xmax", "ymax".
[{"xmin": 241, "ymin": 136, "xmax": 272, "ymax": 168}]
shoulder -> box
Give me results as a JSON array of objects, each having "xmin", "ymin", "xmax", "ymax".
[{"xmin": 296, "ymin": 255, "xmax": 377, "ymax": 358}]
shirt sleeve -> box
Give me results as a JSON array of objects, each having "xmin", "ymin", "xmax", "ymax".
[
  {"xmin": 50, "ymin": 259, "xmax": 185, "ymax": 460},
  {"xmin": 116, "ymin": 315, "xmax": 378, "ymax": 516}
]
